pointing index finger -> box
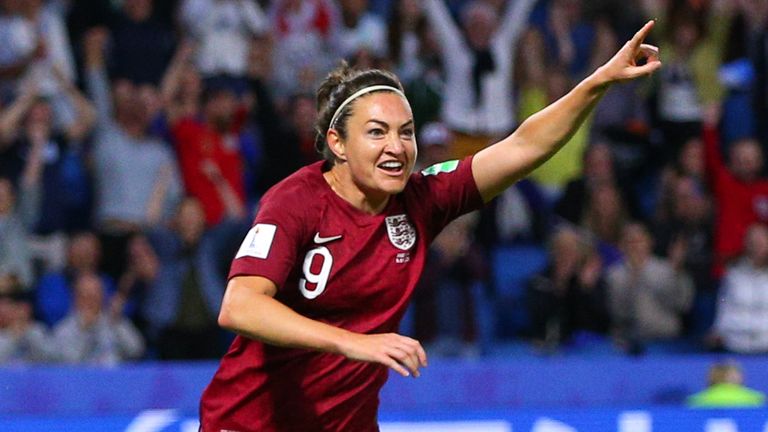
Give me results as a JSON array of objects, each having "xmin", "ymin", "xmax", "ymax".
[{"xmin": 630, "ymin": 20, "xmax": 655, "ymax": 52}]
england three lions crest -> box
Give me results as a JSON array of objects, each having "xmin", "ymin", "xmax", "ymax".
[{"xmin": 385, "ymin": 214, "xmax": 417, "ymax": 250}]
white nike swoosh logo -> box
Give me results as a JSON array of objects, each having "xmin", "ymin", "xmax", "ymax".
[{"xmin": 314, "ymin": 233, "xmax": 343, "ymax": 244}]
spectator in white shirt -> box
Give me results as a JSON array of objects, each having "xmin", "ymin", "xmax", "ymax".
[
  {"xmin": 53, "ymin": 272, "xmax": 145, "ymax": 365},
  {"xmin": 423, "ymin": 0, "xmax": 537, "ymax": 158},
  {"xmin": 713, "ymin": 223, "xmax": 768, "ymax": 353},
  {"xmin": 180, "ymin": 0, "xmax": 268, "ymax": 78},
  {"xmin": 0, "ymin": 0, "xmax": 75, "ymax": 124},
  {"xmin": 607, "ymin": 223, "xmax": 694, "ymax": 351}
]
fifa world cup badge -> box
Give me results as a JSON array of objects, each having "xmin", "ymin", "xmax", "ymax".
[{"xmin": 385, "ymin": 214, "xmax": 416, "ymax": 250}]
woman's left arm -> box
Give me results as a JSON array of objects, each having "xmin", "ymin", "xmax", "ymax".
[{"xmin": 473, "ymin": 20, "xmax": 661, "ymax": 202}]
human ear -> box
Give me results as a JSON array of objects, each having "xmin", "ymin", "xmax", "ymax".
[{"xmin": 327, "ymin": 129, "xmax": 347, "ymax": 161}]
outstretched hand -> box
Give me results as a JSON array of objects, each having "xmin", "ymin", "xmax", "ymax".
[{"xmin": 595, "ymin": 20, "xmax": 661, "ymax": 85}]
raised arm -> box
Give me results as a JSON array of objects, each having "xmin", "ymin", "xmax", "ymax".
[
  {"xmin": 472, "ymin": 21, "xmax": 662, "ymax": 202},
  {"xmin": 702, "ymin": 122, "xmax": 731, "ymax": 192},
  {"xmin": 0, "ymin": 40, "xmax": 44, "ymax": 80},
  {"xmin": 496, "ymin": 0, "xmax": 538, "ymax": 45},
  {"xmin": 0, "ymin": 83, "xmax": 37, "ymax": 146},
  {"xmin": 423, "ymin": 0, "xmax": 464, "ymax": 55},
  {"xmin": 52, "ymin": 66, "xmax": 97, "ymax": 143},
  {"xmin": 160, "ymin": 40, "xmax": 196, "ymax": 125},
  {"xmin": 82, "ymin": 28, "xmax": 113, "ymax": 128},
  {"xmin": 219, "ymin": 276, "xmax": 428, "ymax": 378},
  {"xmin": 200, "ymin": 160, "xmax": 247, "ymax": 220}
]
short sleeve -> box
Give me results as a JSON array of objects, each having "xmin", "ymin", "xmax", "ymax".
[
  {"xmin": 413, "ymin": 155, "xmax": 484, "ymax": 238},
  {"xmin": 228, "ymin": 189, "xmax": 306, "ymax": 288}
]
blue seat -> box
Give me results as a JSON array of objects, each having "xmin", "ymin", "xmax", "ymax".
[{"xmin": 492, "ymin": 245, "xmax": 549, "ymax": 338}]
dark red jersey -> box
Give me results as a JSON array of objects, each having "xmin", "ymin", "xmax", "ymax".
[{"xmin": 199, "ymin": 157, "xmax": 482, "ymax": 432}]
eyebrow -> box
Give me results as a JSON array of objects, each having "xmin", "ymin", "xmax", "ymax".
[{"xmin": 366, "ymin": 119, "xmax": 414, "ymax": 128}]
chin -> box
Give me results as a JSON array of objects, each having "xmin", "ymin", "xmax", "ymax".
[{"xmin": 378, "ymin": 177, "xmax": 409, "ymax": 195}]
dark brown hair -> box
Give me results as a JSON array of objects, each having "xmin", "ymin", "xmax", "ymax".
[{"xmin": 314, "ymin": 62, "xmax": 404, "ymax": 162}]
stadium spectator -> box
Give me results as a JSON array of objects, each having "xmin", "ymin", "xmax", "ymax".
[
  {"xmin": 653, "ymin": 174, "xmax": 715, "ymax": 293},
  {"xmin": 386, "ymin": 0, "xmax": 429, "ymax": 84},
  {"xmin": 171, "ymin": 79, "xmax": 248, "ymax": 225},
  {"xmin": 0, "ymin": 285, "xmax": 53, "ymax": 364},
  {"xmin": 0, "ymin": 121, "xmax": 43, "ymax": 288},
  {"xmin": 423, "ymin": 0, "xmax": 537, "ymax": 158},
  {"xmin": 687, "ymin": 361, "xmax": 766, "ymax": 408},
  {"xmin": 718, "ymin": 8, "xmax": 758, "ymax": 146},
  {"xmin": 543, "ymin": 0, "xmax": 595, "ymax": 79},
  {"xmin": 180, "ymin": 0, "xmax": 268, "ymax": 79},
  {"xmin": 334, "ymin": 0, "xmax": 387, "ymax": 61},
  {"xmin": 83, "ymin": 27, "xmax": 182, "ymax": 279},
  {"xmin": 0, "ymin": 66, "xmax": 95, "ymax": 234},
  {"xmin": 528, "ymin": 226, "xmax": 609, "ymax": 348},
  {"xmin": 35, "ymin": 232, "xmax": 115, "ymax": 328},
  {"xmin": 652, "ymin": 173, "xmax": 716, "ymax": 334},
  {"xmin": 669, "ymin": 135, "xmax": 707, "ymax": 187},
  {"xmin": 0, "ymin": 0, "xmax": 75, "ymax": 119},
  {"xmin": 554, "ymin": 142, "xmax": 642, "ymax": 227},
  {"xmin": 115, "ymin": 234, "xmax": 159, "ymax": 343},
  {"xmin": 607, "ymin": 223, "xmax": 694, "ymax": 352},
  {"xmin": 711, "ymin": 223, "xmax": 768, "ymax": 354},
  {"xmin": 249, "ymin": 87, "xmax": 309, "ymax": 194},
  {"xmin": 109, "ymin": 0, "xmax": 176, "ymax": 85},
  {"xmin": 580, "ymin": 180, "xmax": 630, "ymax": 267},
  {"xmin": 142, "ymin": 197, "xmax": 244, "ymax": 359},
  {"xmin": 703, "ymin": 120, "xmax": 768, "ymax": 276},
  {"xmin": 53, "ymin": 272, "xmax": 145, "ymax": 365},
  {"xmin": 412, "ymin": 211, "xmax": 487, "ymax": 357},
  {"xmin": 268, "ymin": 0, "xmax": 338, "ymax": 97},
  {"xmin": 477, "ymin": 177, "xmax": 551, "ymax": 248},
  {"xmin": 644, "ymin": 0, "xmax": 733, "ymax": 163}
]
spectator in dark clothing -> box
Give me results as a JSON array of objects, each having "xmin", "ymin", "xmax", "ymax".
[
  {"xmin": 247, "ymin": 81, "xmax": 308, "ymax": 195},
  {"xmin": 653, "ymin": 174, "xmax": 716, "ymax": 293},
  {"xmin": 142, "ymin": 197, "xmax": 244, "ymax": 359},
  {"xmin": 109, "ymin": 0, "xmax": 176, "ymax": 85},
  {"xmin": 35, "ymin": 232, "xmax": 116, "ymax": 327},
  {"xmin": 0, "ymin": 68, "xmax": 95, "ymax": 234},
  {"xmin": 528, "ymin": 226, "xmax": 609, "ymax": 349},
  {"xmin": 555, "ymin": 142, "xmax": 642, "ymax": 225},
  {"xmin": 412, "ymin": 211, "xmax": 488, "ymax": 356}
]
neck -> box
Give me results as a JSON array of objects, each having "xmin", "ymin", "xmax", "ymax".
[{"xmin": 324, "ymin": 163, "xmax": 389, "ymax": 214}]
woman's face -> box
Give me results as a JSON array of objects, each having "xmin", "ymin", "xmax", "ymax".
[{"xmin": 334, "ymin": 92, "xmax": 417, "ymax": 199}]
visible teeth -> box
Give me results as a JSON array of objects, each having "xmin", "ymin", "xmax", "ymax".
[{"xmin": 380, "ymin": 161, "xmax": 403, "ymax": 169}]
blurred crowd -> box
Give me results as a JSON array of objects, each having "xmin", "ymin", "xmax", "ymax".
[{"xmin": 1, "ymin": 0, "xmax": 768, "ymax": 365}]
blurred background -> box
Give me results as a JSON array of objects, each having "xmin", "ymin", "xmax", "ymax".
[{"xmin": 0, "ymin": 0, "xmax": 767, "ymax": 430}]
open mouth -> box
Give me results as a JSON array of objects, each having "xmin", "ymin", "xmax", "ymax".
[{"xmin": 377, "ymin": 160, "xmax": 405, "ymax": 176}]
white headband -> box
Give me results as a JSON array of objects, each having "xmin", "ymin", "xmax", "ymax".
[{"xmin": 327, "ymin": 85, "xmax": 407, "ymax": 132}]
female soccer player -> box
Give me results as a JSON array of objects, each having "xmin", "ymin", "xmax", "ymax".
[{"xmin": 200, "ymin": 20, "xmax": 661, "ymax": 432}]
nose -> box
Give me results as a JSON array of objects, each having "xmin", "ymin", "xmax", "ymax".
[{"xmin": 385, "ymin": 132, "xmax": 406, "ymax": 155}]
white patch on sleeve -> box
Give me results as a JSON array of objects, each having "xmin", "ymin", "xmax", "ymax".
[{"xmin": 235, "ymin": 224, "xmax": 277, "ymax": 259}]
